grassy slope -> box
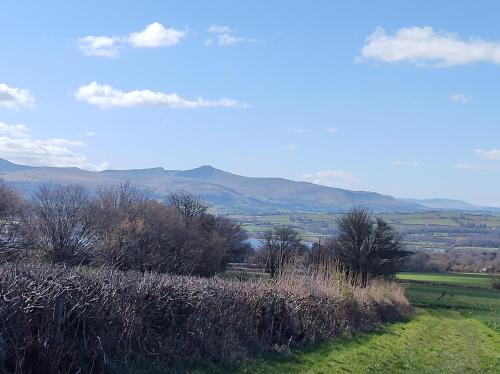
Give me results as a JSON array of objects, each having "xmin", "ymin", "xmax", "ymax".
[
  {"xmin": 196, "ymin": 272, "xmax": 500, "ymax": 373},
  {"xmin": 198, "ymin": 309, "xmax": 499, "ymax": 373}
]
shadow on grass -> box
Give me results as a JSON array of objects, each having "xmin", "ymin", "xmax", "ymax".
[{"xmin": 189, "ymin": 314, "xmax": 416, "ymax": 374}]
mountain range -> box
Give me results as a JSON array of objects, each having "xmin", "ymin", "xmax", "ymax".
[{"xmin": 0, "ymin": 158, "xmax": 497, "ymax": 214}]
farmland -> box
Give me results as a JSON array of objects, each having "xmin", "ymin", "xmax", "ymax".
[
  {"xmin": 397, "ymin": 271, "xmax": 499, "ymax": 287},
  {"xmin": 398, "ymin": 272, "xmax": 500, "ymax": 331},
  {"xmin": 230, "ymin": 211, "xmax": 500, "ymax": 253}
]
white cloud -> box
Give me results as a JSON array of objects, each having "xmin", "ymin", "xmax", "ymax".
[
  {"xmin": 78, "ymin": 22, "xmax": 185, "ymax": 57},
  {"xmin": 217, "ymin": 34, "xmax": 256, "ymax": 46},
  {"xmin": 0, "ymin": 83, "xmax": 35, "ymax": 109},
  {"xmin": 454, "ymin": 163, "xmax": 496, "ymax": 171},
  {"xmin": 361, "ymin": 26, "xmax": 500, "ymax": 67},
  {"xmin": 0, "ymin": 121, "xmax": 109, "ymax": 171},
  {"xmin": 208, "ymin": 25, "xmax": 232, "ymax": 34},
  {"xmin": 78, "ymin": 36, "xmax": 121, "ymax": 57},
  {"xmin": 0, "ymin": 122, "xmax": 30, "ymax": 137},
  {"xmin": 206, "ymin": 25, "xmax": 256, "ymax": 46},
  {"xmin": 392, "ymin": 160, "xmax": 420, "ymax": 167},
  {"xmin": 75, "ymin": 81, "xmax": 249, "ymax": 109},
  {"xmin": 84, "ymin": 131, "xmax": 95, "ymax": 137},
  {"xmin": 475, "ymin": 149, "xmax": 500, "ymax": 160},
  {"xmin": 449, "ymin": 94, "xmax": 470, "ymax": 103},
  {"xmin": 128, "ymin": 22, "xmax": 185, "ymax": 48},
  {"xmin": 301, "ymin": 169, "xmax": 358, "ymax": 188},
  {"xmin": 325, "ymin": 127, "xmax": 337, "ymax": 133}
]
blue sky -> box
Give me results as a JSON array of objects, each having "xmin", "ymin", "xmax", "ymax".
[{"xmin": 1, "ymin": 0, "xmax": 500, "ymax": 206}]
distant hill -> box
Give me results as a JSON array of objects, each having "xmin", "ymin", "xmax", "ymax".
[
  {"xmin": 0, "ymin": 158, "xmax": 496, "ymax": 214},
  {"xmin": 402, "ymin": 198, "xmax": 500, "ymax": 213}
]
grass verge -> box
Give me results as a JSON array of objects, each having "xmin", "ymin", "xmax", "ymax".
[{"xmin": 197, "ymin": 309, "xmax": 500, "ymax": 374}]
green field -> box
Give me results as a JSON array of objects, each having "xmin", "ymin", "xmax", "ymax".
[
  {"xmin": 197, "ymin": 272, "xmax": 500, "ymax": 373},
  {"xmin": 398, "ymin": 272, "xmax": 500, "ymax": 331},
  {"xmin": 397, "ymin": 271, "xmax": 500, "ymax": 288},
  {"xmin": 232, "ymin": 211, "xmax": 500, "ymax": 252}
]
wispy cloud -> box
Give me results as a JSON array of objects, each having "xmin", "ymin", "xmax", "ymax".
[
  {"xmin": 392, "ymin": 160, "xmax": 419, "ymax": 167},
  {"xmin": 454, "ymin": 163, "xmax": 497, "ymax": 171},
  {"xmin": 361, "ymin": 26, "xmax": 500, "ymax": 67},
  {"xmin": 325, "ymin": 127, "xmax": 337, "ymax": 133},
  {"xmin": 449, "ymin": 94, "xmax": 470, "ymax": 103},
  {"xmin": 208, "ymin": 25, "xmax": 231, "ymax": 34},
  {"xmin": 84, "ymin": 131, "xmax": 95, "ymax": 137},
  {"xmin": 0, "ymin": 83, "xmax": 35, "ymax": 109},
  {"xmin": 0, "ymin": 121, "xmax": 109, "ymax": 170},
  {"xmin": 78, "ymin": 36, "xmax": 121, "ymax": 57},
  {"xmin": 75, "ymin": 82, "xmax": 249, "ymax": 109},
  {"xmin": 206, "ymin": 25, "xmax": 256, "ymax": 46},
  {"xmin": 475, "ymin": 149, "xmax": 500, "ymax": 160},
  {"xmin": 78, "ymin": 22, "xmax": 186, "ymax": 57},
  {"xmin": 301, "ymin": 169, "xmax": 358, "ymax": 188}
]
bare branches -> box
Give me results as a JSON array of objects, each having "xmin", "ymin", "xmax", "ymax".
[
  {"xmin": 167, "ymin": 191, "xmax": 208, "ymax": 221},
  {"xmin": 29, "ymin": 185, "xmax": 98, "ymax": 265},
  {"xmin": 0, "ymin": 179, "xmax": 26, "ymax": 255},
  {"xmin": 259, "ymin": 225, "xmax": 304, "ymax": 278},
  {"xmin": 0, "ymin": 262, "xmax": 411, "ymax": 373},
  {"xmin": 333, "ymin": 208, "xmax": 409, "ymax": 286}
]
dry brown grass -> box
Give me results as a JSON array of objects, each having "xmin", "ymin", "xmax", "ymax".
[{"xmin": 0, "ymin": 263, "xmax": 411, "ymax": 373}]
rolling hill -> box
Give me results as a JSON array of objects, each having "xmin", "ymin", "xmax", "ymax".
[{"xmin": 0, "ymin": 158, "xmax": 494, "ymax": 214}]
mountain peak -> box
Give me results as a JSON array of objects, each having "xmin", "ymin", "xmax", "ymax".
[
  {"xmin": 176, "ymin": 165, "xmax": 218, "ymax": 178},
  {"xmin": 0, "ymin": 158, "xmax": 32, "ymax": 172}
]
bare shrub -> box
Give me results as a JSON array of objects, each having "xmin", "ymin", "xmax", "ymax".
[
  {"xmin": 258, "ymin": 225, "xmax": 305, "ymax": 278},
  {"xmin": 27, "ymin": 185, "xmax": 98, "ymax": 265},
  {"xmin": 0, "ymin": 263, "xmax": 410, "ymax": 373},
  {"xmin": 491, "ymin": 277, "xmax": 500, "ymax": 290},
  {"xmin": 167, "ymin": 191, "xmax": 207, "ymax": 220},
  {"xmin": 0, "ymin": 180, "xmax": 27, "ymax": 259},
  {"xmin": 93, "ymin": 186, "xmax": 248, "ymax": 276}
]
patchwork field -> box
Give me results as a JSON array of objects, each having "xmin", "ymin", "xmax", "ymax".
[{"xmin": 230, "ymin": 212, "xmax": 500, "ymax": 252}]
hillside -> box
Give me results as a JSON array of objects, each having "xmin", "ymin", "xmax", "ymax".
[{"xmin": 0, "ymin": 158, "xmax": 492, "ymax": 214}]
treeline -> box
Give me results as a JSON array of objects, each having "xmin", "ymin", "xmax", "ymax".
[
  {"xmin": 255, "ymin": 209, "xmax": 411, "ymax": 286},
  {"xmin": 403, "ymin": 250, "xmax": 500, "ymax": 273},
  {"xmin": 0, "ymin": 180, "xmax": 251, "ymax": 276}
]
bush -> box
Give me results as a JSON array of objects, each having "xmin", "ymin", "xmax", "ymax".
[
  {"xmin": 0, "ymin": 263, "xmax": 411, "ymax": 373},
  {"xmin": 18, "ymin": 183, "xmax": 250, "ymax": 276},
  {"xmin": 491, "ymin": 278, "xmax": 500, "ymax": 290}
]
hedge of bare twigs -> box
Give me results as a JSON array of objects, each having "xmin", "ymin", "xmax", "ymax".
[{"xmin": 0, "ymin": 263, "xmax": 411, "ymax": 373}]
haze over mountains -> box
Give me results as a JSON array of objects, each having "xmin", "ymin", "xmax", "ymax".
[{"xmin": 0, "ymin": 158, "xmax": 496, "ymax": 214}]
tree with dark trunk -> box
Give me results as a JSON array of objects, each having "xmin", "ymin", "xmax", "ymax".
[
  {"xmin": 333, "ymin": 208, "xmax": 410, "ymax": 286},
  {"xmin": 259, "ymin": 225, "xmax": 304, "ymax": 278},
  {"xmin": 29, "ymin": 185, "xmax": 98, "ymax": 264}
]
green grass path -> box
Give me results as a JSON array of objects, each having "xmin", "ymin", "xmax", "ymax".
[{"xmin": 207, "ymin": 309, "xmax": 500, "ymax": 374}]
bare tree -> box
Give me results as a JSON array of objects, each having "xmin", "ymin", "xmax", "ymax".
[
  {"xmin": 0, "ymin": 180, "xmax": 26, "ymax": 256},
  {"xmin": 308, "ymin": 237, "xmax": 337, "ymax": 274},
  {"xmin": 260, "ymin": 225, "xmax": 304, "ymax": 278},
  {"xmin": 167, "ymin": 192, "xmax": 208, "ymax": 221},
  {"xmin": 333, "ymin": 208, "xmax": 410, "ymax": 286},
  {"xmin": 215, "ymin": 218, "xmax": 252, "ymax": 264},
  {"xmin": 93, "ymin": 187, "xmax": 241, "ymax": 276},
  {"xmin": 29, "ymin": 185, "xmax": 98, "ymax": 264}
]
